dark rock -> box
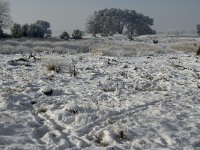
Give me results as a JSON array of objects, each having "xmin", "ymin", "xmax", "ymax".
[
  {"xmin": 196, "ymin": 46, "xmax": 200, "ymax": 55},
  {"xmin": 153, "ymin": 40, "xmax": 158, "ymax": 44},
  {"xmin": 43, "ymin": 90, "xmax": 53, "ymax": 96},
  {"xmin": 31, "ymin": 101, "xmax": 37, "ymax": 105},
  {"xmin": 41, "ymin": 86, "xmax": 53, "ymax": 96}
]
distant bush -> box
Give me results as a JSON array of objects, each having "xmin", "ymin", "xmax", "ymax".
[
  {"xmin": 0, "ymin": 28, "xmax": 11, "ymax": 39},
  {"xmin": 197, "ymin": 24, "xmax": 200, "ymax": 35},
  {"xmin": 197, "ymin": 46, "xmax": 200, "ymax": 55},
  {"xmin": 72, "ymin": 29, "xmax": 83, "ymax": 40},
  {"xmin": 0, "ymin": 28, "xmax": 3, "ymax": 37},
  {"xmin": 1, "ymin": 32, "xmax": 11, "ymax": 38},
  {"xmin": 101, "ymin": 33, "xmax": 109, "ymax": 37},
  {"xmin": 127, "ymin": 33, "xmax": 134, "ymax": 41},
  {"xmin": 60, "ymin": 31, "xmax": 70, "ymax": 40}
]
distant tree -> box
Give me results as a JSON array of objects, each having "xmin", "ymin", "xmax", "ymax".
[
  {"xmin": 35, "ymin": 20, "xmax": 52, "ymax": 37},
  {"xmin": 124, "ymin": 12, "xmax": 156, "ymax": 36},
  {"xmin": 60, "ymin": 31, "xmax": 70, "ymax": 40},
  {"xmin": 86, "ymin": 14, "xmax": 101, "ymax": 36},
  {"xmin": 72, "ymin": 29, "xmax": 82, "ymax": 40},
  {"xmin": 21, "ymin": 24, "xmax": 29, "ymax": 37},
  {"xmin": 27, "ymin": 24, "xmax": 44, "ymax": 38},
  {"xmin": 86, "ymin": 8, "xmax": 156, "ymax": 37},
  {"xmin": 86, "ymin": 8, "xmax": 125, "ymax": 36},
  {"xmin": 197, "ymin": 24, "xmax": 200, "ymax": 35},
  {"xmin": 11, "ymin": 23, "xmax": 22, "ymax": 38}
]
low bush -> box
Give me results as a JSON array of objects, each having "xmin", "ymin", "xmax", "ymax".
[
  {"xmin": 72, "ymin": 29, "xmax": 83, "ymax": 40},
  {"xmin": 60, "ymin": 31, "xmax": 70, "ymax": 40}
]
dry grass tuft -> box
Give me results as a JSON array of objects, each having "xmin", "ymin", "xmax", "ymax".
[
  {"xmin": 37, "ymin": 108, "xmax": 47, "ymax": 114},
  {"xmin": 46, "ymin": 63, "xmax": 62, "ymax": 73}
]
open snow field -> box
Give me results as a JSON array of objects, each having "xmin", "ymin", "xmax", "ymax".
[{"xmin": 0, "ymin": 35, "xmax": 200, "ymax": 149}]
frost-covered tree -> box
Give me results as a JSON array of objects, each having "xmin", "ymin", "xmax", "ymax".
[
  {"xmin": 124, "ymin": 12, "xmax": 156, "ymax": 37},
  {"xmin": 86, "ymin": 8, "xmax": 125, "ymax": 36},
  {"xmin": 0, "ymin": 0, "xmax": 11, "ymax": 29},
  {"xmin": 86, "ymin": 8, "xmax": 156, "ymax": 37},
  {"xmin": 0, "ymin": 0, "xmax": 12, "ymax": 38},
  {"xmin": 86, "ymin": 14, "xmax": 102, "ymax": 36},
  {"xmin": 197, "ymin": 24, "xmax": 200, "ymax": 35}
]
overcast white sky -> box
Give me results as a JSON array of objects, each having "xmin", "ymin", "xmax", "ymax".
[{"xmin": 9, "ymin": 0, "xmax": 200, "ymax": 34}]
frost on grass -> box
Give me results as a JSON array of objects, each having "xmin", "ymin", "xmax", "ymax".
[
  {"xmin": 42, "ymin": 54, "xmax": 64, "ymax": 73},
  {"xmin": 0, "ymin": 35, "xmax": 200, "ymax": 149}
]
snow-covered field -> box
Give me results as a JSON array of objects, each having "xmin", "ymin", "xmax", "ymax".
[{"xmin": 0, "ymin": 35, "xmax": 200, "ymax": 149}]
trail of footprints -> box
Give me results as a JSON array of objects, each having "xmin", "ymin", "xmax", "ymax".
[{"xmin": 1, "ymin": 53, "xmax": 200, "ymax": 149}]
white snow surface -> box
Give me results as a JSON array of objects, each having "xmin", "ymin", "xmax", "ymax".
[{"xmin": 0, "ymin": 35, "xmax": 200, "ymax": 149}]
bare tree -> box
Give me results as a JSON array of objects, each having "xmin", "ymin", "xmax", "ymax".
[{"xmin": 0, "ymin": 0, "xmax": 12, "ymax": 29}]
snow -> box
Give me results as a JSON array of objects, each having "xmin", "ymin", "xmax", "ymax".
[{"xmin": 0, "ymin": 35, "xmax": 200, "ymax": 149}]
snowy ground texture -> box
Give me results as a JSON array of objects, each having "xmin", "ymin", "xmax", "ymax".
[{"xmin": 1, "ymin": 35, "xmax": 200, "ymax": 149}]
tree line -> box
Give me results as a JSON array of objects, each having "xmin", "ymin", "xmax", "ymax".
[
  {"xmin": 0, "ymin": 0, "xmax": 83, "ymax": 40},
  {"xmin": 10, "ymin": 21, "xmax": 83, "ymax": 39},
  {"xmin": 11, "ymin": 21, "xmax": 52, "ymax": 38},
  {"xmin": 0, "ymin": 0, "xmax": 200, "ymax": 40}
]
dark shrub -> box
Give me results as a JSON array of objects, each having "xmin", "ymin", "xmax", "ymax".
[
  {"xmin": 72, "ymin": 29, "xmax": 82, "ymax": 40},
  {"xmin": 60, "ymin": 31, "xmax": 70, "ymax": 40}
]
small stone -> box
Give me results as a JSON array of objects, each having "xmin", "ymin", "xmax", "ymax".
[
  {"xmin": 197, "ymin": 83, "xmax": 200, "ymax": 89},
  {"xmin": 31, "ymin": 101, "xmax": 37, "ymax": 105},
  {"xmin": 40, "ymin": 86, "xmax": 53, "ymax": 96}
]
